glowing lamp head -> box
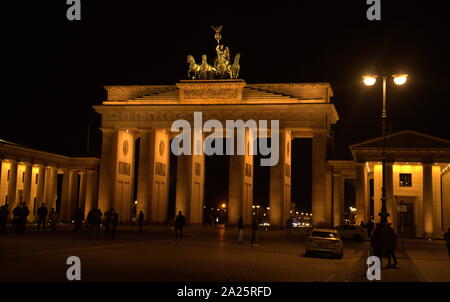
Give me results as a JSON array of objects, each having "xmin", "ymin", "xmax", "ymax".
[
  {"xmin": 363, "ymin": 75, "xmax": 377, "ymax": 86},
  {"xmin": 393, "ymin": 74, "xmax": 408, "ymax": 85},
  {"xmin": 221, "ymin": 203, "xmax": 226, "ymax": 209}
]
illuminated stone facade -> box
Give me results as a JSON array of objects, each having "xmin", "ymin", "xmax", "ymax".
[
  {"xmin": 330, "ymin": 130, "xmax": 450, "ymax": 238},
  {"xmin": 0, "ymin": 140, "xmax": 99, "ymax": 222},
  {"xmin": 94, "ymin": 79, "xmax": 338, "ymax": 227}
]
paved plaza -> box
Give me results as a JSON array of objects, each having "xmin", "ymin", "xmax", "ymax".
[{"xmin": 0, "ymin": 225, "xmax": 448, "ymax": 282}]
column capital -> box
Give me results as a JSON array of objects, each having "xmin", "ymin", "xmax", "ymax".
[
  {"xmin": 3, "ymin": 158, "xmax": 17, "ymax": 164},
  {"xmin": 100, "ymin": 127, "xmax": 117, "ymax": 134}
]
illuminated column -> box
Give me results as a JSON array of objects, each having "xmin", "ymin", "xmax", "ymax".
[
  {"xmin": 269, "ymin": 129, "xmax": 291, "ymax": 228},
  {"xmin": 325, "ymin": 168, "xmax": 333, "ymax": 225},
  {"xmin": 333, "ymin": 173, "xmax": 344, "ymax": 226},
  {"xmin": 78, "ymin": 171, "xmax": 86, "ymax": 213},
  {"xmin": 7, "ymin": 160, "xmax": 18, "ymax": 209},
  {"xmin": 43, "ymin": 167, "xmax": 51, "ymax": 205},
  {"xmin": 50, "ymin": 167, "xmax": 58, "ymax": 210},
  {"xmin": 136, "ymin": 129, "xmax": 152, "ymax": 222},
  {"xmin": 22, "ymin": 162, "xmax": 33, "ymax": 209},
  {"xmin": 385, "ymin": 163, "xmax": 394, "ymax": 225},
  {"xmin": 84, "ymin": 170, "xmax": 98, "ymax": 217},
  {"xmin": 60, "ymin": 169, "xmax": 71, "ymax": 221},
  {"xmin": 355, "ymin": 163, "xmax": 368, "ymax": 224},
  {"xmin": 176, "ymin": 153, "xmax": 205, "ymax": 224},
  {"xmin": 151, "ymin": 129, "xmax": 170, "ymax": 223},
  {"xmin": 0, "ymin": 160, "xmax": 3, "ymax": 203},
  {"xmin": 432, "ymin": 165, "xmax": 442, "ymax": 236},
  {"xmin": 36, "ymin": 164, "xmax": 46, "ymax": 206},
  {"xmin": 98, "ymin": 128, "xmax": 118, "ymax": 213},
  {"xmin": 312, "ymin": 130, "xmax": 328, "ymax": 225},
  {"xmin": 423, "ymin": 164, "xmax": 434, "ymax": 236},
  {"xmin": 68, "ymin": 171, "xmax": 80, "ymax": 220},
  {"xmin": 44, "ymin": 166, "xmax": 57, "ymax": 209}
]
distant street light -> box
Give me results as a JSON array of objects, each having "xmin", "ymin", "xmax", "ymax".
[{"xmin": 363, "ymin": 73, "xmax": 408, "ymax": 224}]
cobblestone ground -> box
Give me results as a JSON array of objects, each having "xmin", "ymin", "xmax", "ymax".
[{"xmin": 0, "ymin": 225, "xmax": 365, "ymax": 282}]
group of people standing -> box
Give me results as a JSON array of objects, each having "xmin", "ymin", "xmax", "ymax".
[
  {"xmin": 237, "ymin": 216, "xmax": 259, "ymax": 246},
  {"xmin": 0, "ymin": 202, "xmax": 61, "ymax": 234},
  {"xmin": 0, "ymin": 202, "xmax": 31, "ymax": 234}
]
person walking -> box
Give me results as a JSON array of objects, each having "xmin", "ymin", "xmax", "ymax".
[
  {"xmin": 73, "ymin": 208, "xmax": 84, "ymax": 231},
  {"xmin": 237, "ymin": 217, "xmax": 244, "ymax": 244},
  {"xmin": 175, "ymin": 211, "xmax": 186, "ymax": 240},
  {"xmin": 444, "ymin": 227, "xmax": 450, "ymax": 259},
  {"xmin": 87, "ymin": 209, "xmax": 96, "ymax": 237},
  {"xmin": 251, "ymin": 217, "xmax": 259, "ymax": 246},
  {"xmin": 110, "ymin": 209, "xmax": 119, "ymax": 238},
  {"xmin": 0, "ymin": 204, "xmax": 9, "ymax": 233},
  {"xmin": 383, "ymin": 224, "xmax": 398, "ymax": 268},
  {"xmin": 36, "ymin": 203, "xmax": 48, "ymax": 230},
  {"xmin": 12, "ymin": 204, "xmax": 22, "ymax": 233},
  {"xmin": 371, "ymin": 223, "xmax": 384, "ymax": 267},
  {"xmin": 103, "ymin": 209, "xmax": 112, "ymax": 236},
  {"xmin": 138, "ymin": 211, "xmax": 144, "ymax": 233}
]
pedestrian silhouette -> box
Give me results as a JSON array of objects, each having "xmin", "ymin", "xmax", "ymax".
[
  {"xmin": 0, "ymin": 203, "xmax": 9, "ymax": 233},
  {"xmin": 73, "ymin": 208, "xmax": 84, "ymax": 231},
  {"xmin": 111, "ymin": 209, "xmax": 119, "ymax": 238},
  {"xmin": 104, "ymin": 209, "xmax": 112, "ymax": 236},
  {"xmin": 237, "ymin": 217, "xmax": 244, "ymax": 244},
  {"xmin": 371, "ymin": 223, "xmax": 384, "ymax": 266},
  {"xmin": 138, "ymin": 211, "xmax": 144, "ymax": 233},
  {"xmin": 444, "ymin": 227, "xmax": 450, "ymax": 259},
  {"xmin": 36, "ymin": 203, "xmax": 48, "ymax": 230},
  {"xmin": 21, "ymin": 203, "xmax": 30, "ymax": 233},
  {"xmin": 383, "ymin": 224, "xmax": 398, "ymax": 268},
  {"xmin": 175, "ymin": 211, "xmax": 186, "ymax": 240}
]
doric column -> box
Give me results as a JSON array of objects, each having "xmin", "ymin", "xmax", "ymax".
[
  {"xmin": 22, "ymin": 162, "xmax": 33, "ymax": 210},
  {"xmin": 68, "ymin": 171, "xmax": 80, "ymax": 220},
  {"xmin": 60, "ymin": 169, "xmax": 71, "ymax": 221},
  {"xmin": 84, "ymin": 170, "xmax": 98, "ymax": 217},
  {"xmin": 7, "ymin": 160, "xmax": 18, "ymax": 209},
  {"xmin": 269, "ymin": 129, "xmax": 291, "ymax": 228},
  {"xmin": 78, "ymin": 171, "xmax": 87, "ymax": 212},
  {"xmin": 176, "ymin": 153, "xmax": 205, "ymax": 224},
  {"xmin": 325, "ymin": 167, "xmax": 333, "ymax": 225},
  {"xmin": 98, "ymin": 128, "xmax": 118, "ymax": 213},
  {"xmin": 228, "ymin": 128, "xmax": 253, "ymax": 225},
  {"xmin": 312, "ymin": 130, "xmax": 328, "ymax": 225},
  {"xmin": 423, "ymin": 164, "xmax": 434, "ymax": 236},
  {"xmin": 44, "ymin": 166, "xmax": 57, "ymax": 209},
  {"xmin": 333, "ymin": 173, "xmax": 344, "ymax": 226},
  {"xmin": 149, "ymin": 129, "xmax": 169, "ymax": 223},
  {"xmin": 136, "ymin": 129, "xmax": 153, "ymax": 221},
  {"xmin": 36, "ymin": 164, "xmax": 46, "ymax": 206},
  {"xmin": 356, "ymin": 163, "xmax": 368, "ymax": 224}
]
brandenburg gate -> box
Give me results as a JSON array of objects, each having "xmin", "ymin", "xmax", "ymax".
[{"xmin": 93, "ymin": 27, "xmax": 339, "ymax": 227}]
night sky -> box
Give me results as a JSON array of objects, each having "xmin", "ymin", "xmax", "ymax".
[{"xmin": 2, "ymin": 1, "xmax": 450, "ymax": 211}]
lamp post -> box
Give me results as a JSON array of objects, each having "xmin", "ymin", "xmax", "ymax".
[{"xmin": 363, "ymin": 74, "xmax": 408, "ymax": 225}]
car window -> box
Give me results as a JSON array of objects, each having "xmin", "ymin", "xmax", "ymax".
[{"xmin": 311, "ymin": 231, "xmax": 337, "ymax": 238}]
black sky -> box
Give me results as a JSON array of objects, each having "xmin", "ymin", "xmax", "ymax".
[{"xmin": 2, "ymin": 1, "xmax": 450, "ymax": 210}]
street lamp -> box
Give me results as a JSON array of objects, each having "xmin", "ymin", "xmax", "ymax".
[{"xmin": 363, "ymin": 73, "xmax": 408, "ymax": 225}]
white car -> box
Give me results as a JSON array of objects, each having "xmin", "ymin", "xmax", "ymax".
[
  {"xmin": 335, "ymin": 224, "xmax": 367, "ymax": 241},
  {"xmin": 305, "ymin": 228, "xmax": 344, "ymax": 258}
]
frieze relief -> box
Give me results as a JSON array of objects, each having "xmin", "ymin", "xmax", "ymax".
[{"xmin": 106, "ymin": 110, "xmax": 324, "ymax": 123}]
